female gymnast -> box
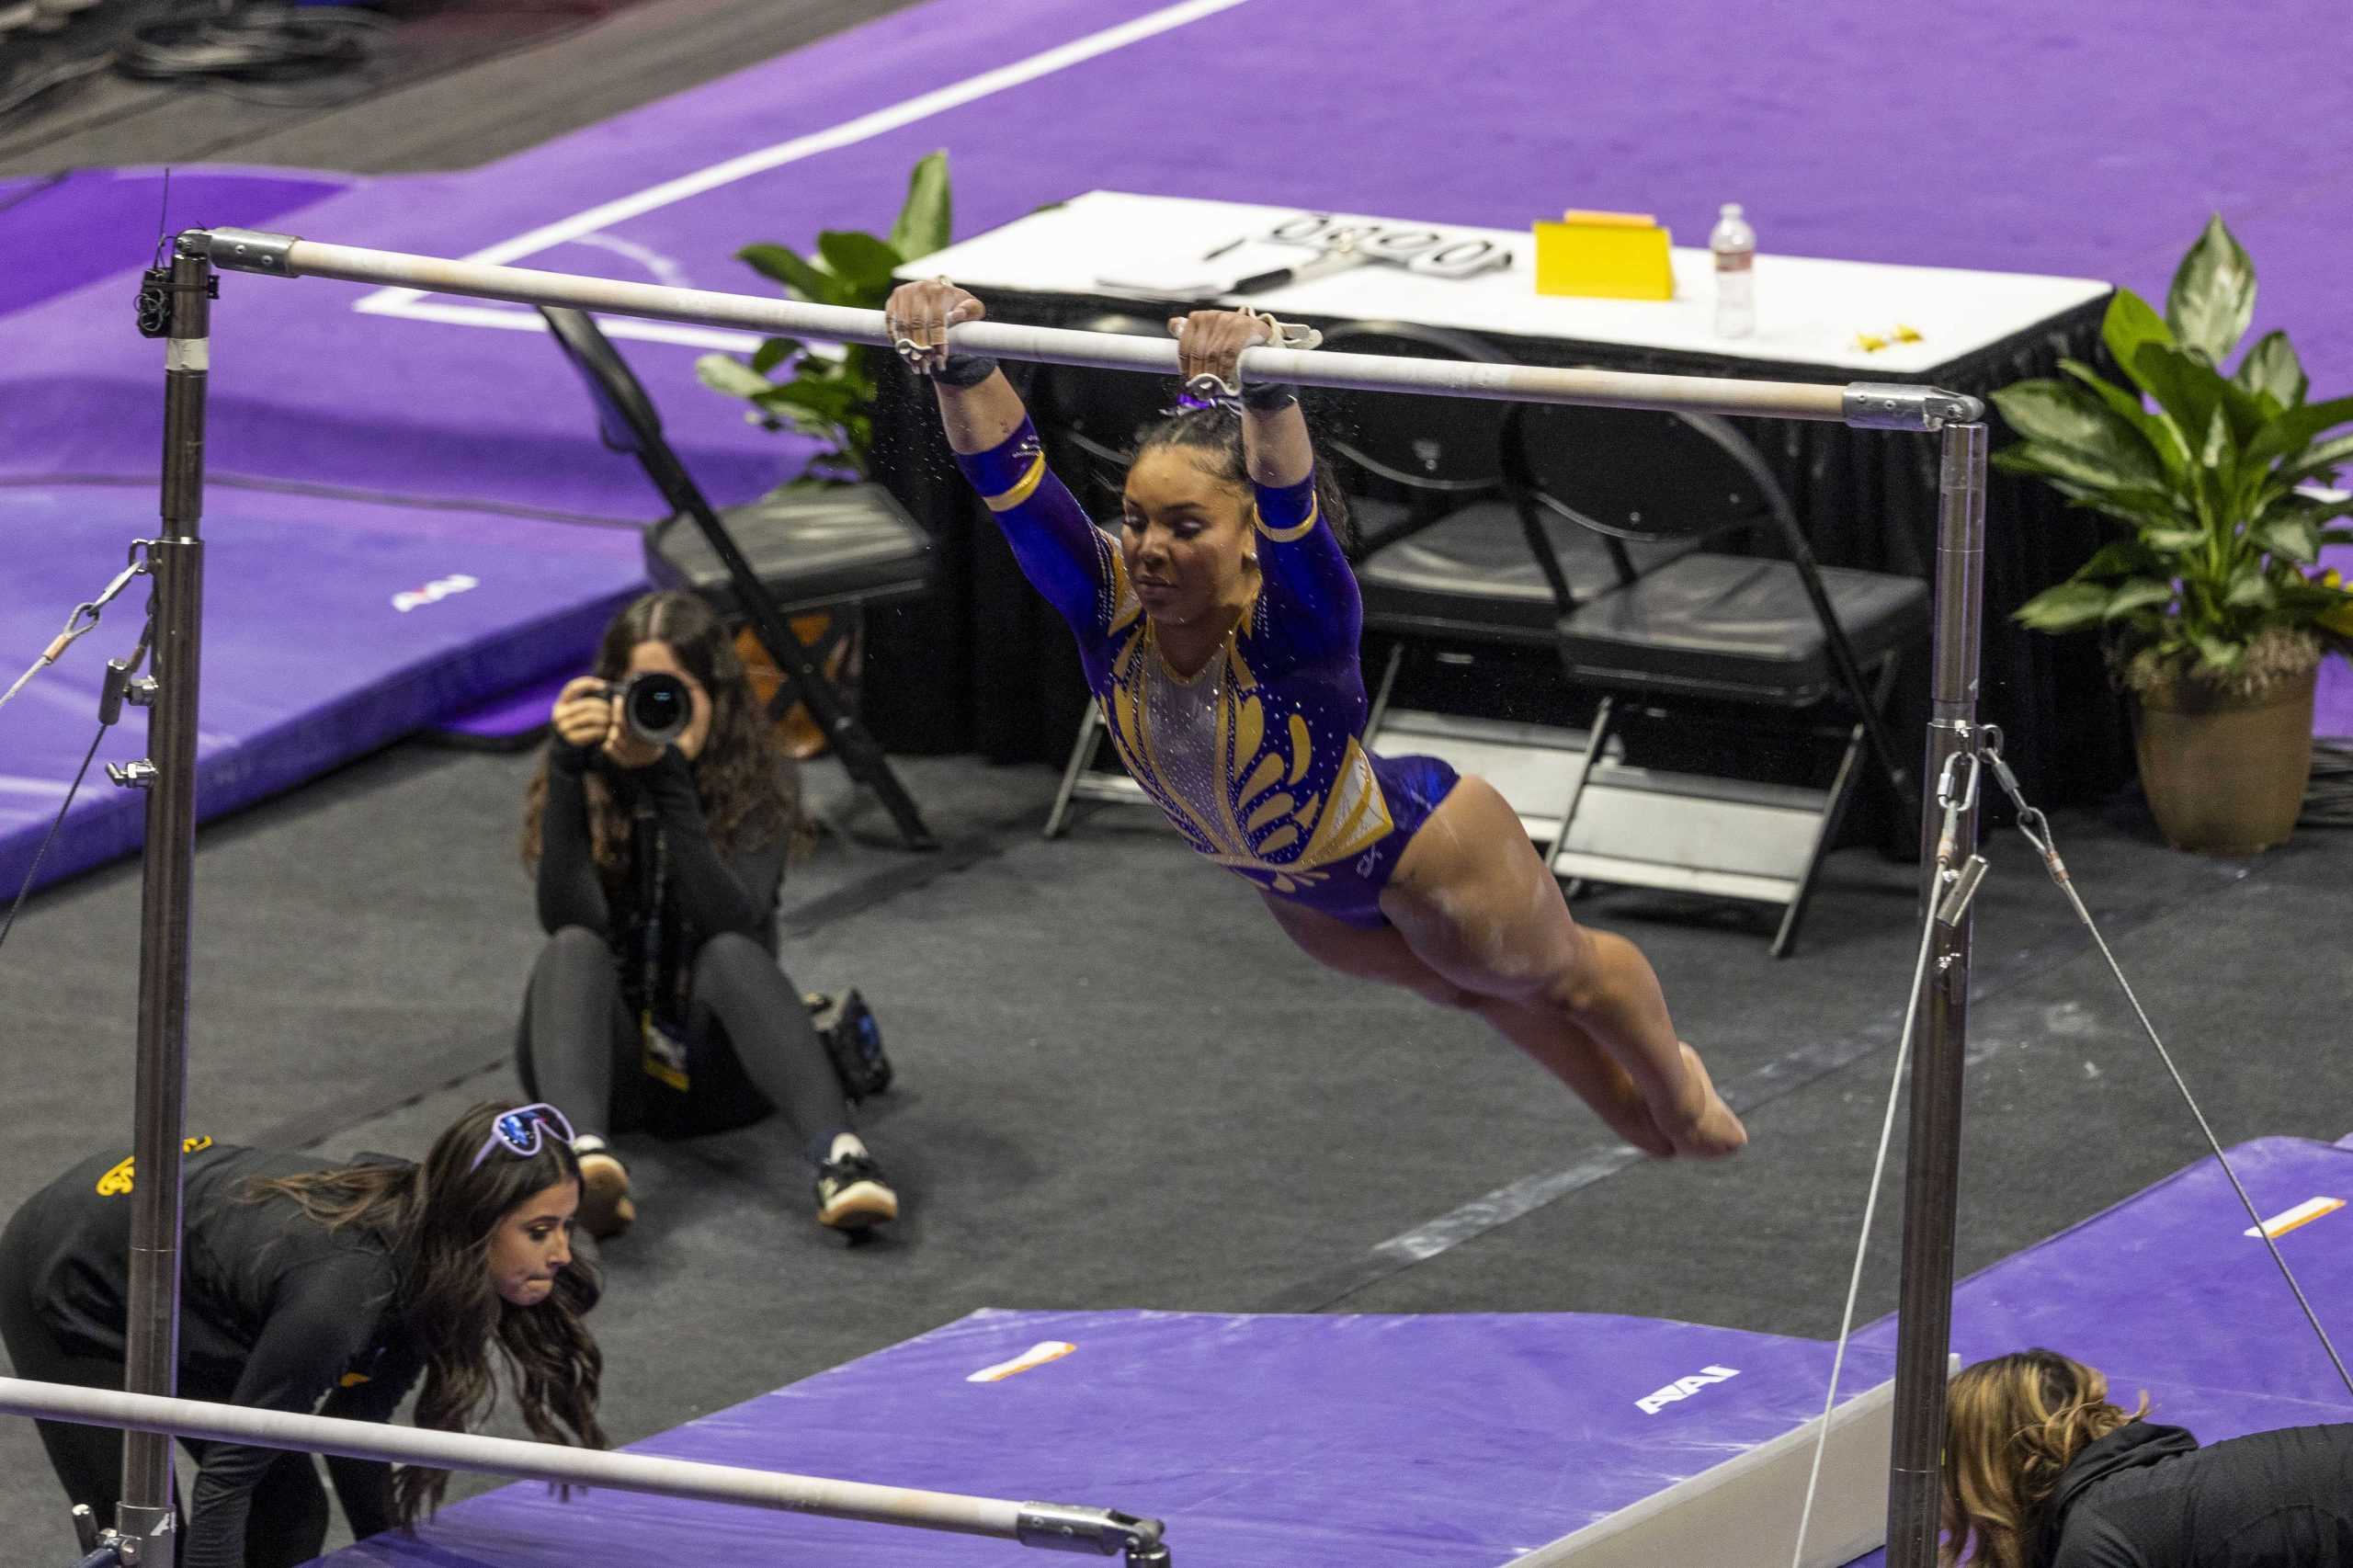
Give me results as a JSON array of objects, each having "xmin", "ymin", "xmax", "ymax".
[
  {"xmin": 521, "ymin": 589, "xmax": 896, "ymax": 1236},
  {"xmin": 885, "ymin": 283, "xmax": 1745, "ymax": 1160},
  {"xmin": 1942, "ymin": 1348, "xmax": 2353, "ymax": 1567},
  {"xmin": 0, "ymin": 1101, "xmax": 604, "ymax": 1568}
]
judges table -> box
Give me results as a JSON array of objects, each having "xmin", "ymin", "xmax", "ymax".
[{"xmin": 863, "ymin": 191, "xmax": 2125, "ymax": 808}]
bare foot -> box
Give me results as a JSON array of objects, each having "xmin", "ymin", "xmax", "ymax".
[
  {"xmin": 1658, "ymin": 1042, "xmax": 1747, "ymax": 1159},
  {"xmin": 1596, "ymin": 1077, "xmax": 1677, "ymax": 1159}
]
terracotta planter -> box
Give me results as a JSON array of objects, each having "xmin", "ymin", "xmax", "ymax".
[{"xmin": 2131, "ymin": 665, "xmax": 2317, "ymax": 855}]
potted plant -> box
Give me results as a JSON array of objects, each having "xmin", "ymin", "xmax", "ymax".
[
  {"xmin": 1993, "ymin": 215, "xmax": 2353, "ymax": 854},
  {"xmin": 688, "ymin": 152, "xmax": 952, "ymax": 755},
  {"xmin": 694, "ymin": 150, "xmax": 952, "ymax": 483}
]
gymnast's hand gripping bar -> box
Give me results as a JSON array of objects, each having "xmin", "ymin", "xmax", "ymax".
[
  {"xmin": 0, "ymin": 1376, "xmax": 1170, "ymax": 1562},
  {"xmin": 184, "ymin": 227, "xmax": 1981, "ymax": 431}
]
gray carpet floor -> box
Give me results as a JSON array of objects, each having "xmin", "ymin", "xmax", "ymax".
[
  {"xmin": 0, "ymin": 731, "xmax": 2347, "ymax": 1559},
  {"xmin": 6, "ymin": 1, "xmax": 2353, "ymax": 1559}
]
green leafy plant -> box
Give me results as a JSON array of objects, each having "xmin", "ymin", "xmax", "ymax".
[
  {"xmin": 1995, "ymin": 215, "xmax": 2353, "ymax": 695},
  {"xmin": 696, "ymin": 151, "xmax": 952, "ymax": 485}
]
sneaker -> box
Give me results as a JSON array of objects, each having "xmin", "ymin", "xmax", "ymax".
[
  {"xmin": 574, "ymin": 1150, "xmax": 636, "ymax": 1240},
  {"xmin": 813, "ymin": 1153, "xmax": 898, "ymax": 1232}
]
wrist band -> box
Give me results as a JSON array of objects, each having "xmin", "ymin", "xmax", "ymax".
[
  {"xmin": 1239, "ymin": 381, "xmax": 1299, "ymax": 413},
  {"xmin": 928, "ymin": 352, "xmax": 999, "ymax": 389}
]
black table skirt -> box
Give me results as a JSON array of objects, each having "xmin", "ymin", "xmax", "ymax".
[{"xmin": 856, "ymin": 289, "xmax": 2130, "ymax": 810}]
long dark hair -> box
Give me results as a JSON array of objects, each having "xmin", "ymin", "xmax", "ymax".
[
  {"xmin": 520, "ymin": 590, "xmax": 805, "ymax": 876},
  {"xmin": 1133, "ymin": 403, "xmax": 1358, "ymax": 554},
  {"xmin": 242, "ymin": 1102, "xmax": 608, "ymax": 1528}
]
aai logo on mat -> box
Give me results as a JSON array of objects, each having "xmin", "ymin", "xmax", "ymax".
[
  {"xmin": 392, "ymin": 574, "xmax": 481, "ymax": 613},
  {"xmin": 1636, "ymin": 1364, "xmax": 1740, "ymax": 1415}
]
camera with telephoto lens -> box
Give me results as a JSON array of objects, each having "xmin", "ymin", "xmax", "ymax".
[{"xmin": 596, "ymin": 671, "xmax": 692, "ymax": 746}]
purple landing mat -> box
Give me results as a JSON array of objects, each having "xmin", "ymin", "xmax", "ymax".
[
  {"xmin": 429, "ymin": 666, "xmax": 568, "ymax": 744},
  {"xmin": 1841, "ymin": 1136, "xmax": 2353, "ymax": 1568},
  {"xmin": 0, "ymin": 484, "xmax": 642, "ymax": 896},
  {"xmin": 305, "ymin": 1309, "xmax": 1897, "ymax": 1567},
  {"xmin": 0, "ymin": 167, "xmax": 351, "ymax": 321}
]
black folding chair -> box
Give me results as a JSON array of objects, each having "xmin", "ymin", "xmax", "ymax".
[
  {"xmin": 1506, "ymin": 402, "xmax": 1926, "ymax": 955},
  {"xmin": 1333, "ymin": 324, "xmax": 1643, "ymax": 837},
  {"xmin": 537, "ymin": 306, "xmax": 938, "ymax": 850}
]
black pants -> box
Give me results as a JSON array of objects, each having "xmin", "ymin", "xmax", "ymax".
[
  {"xmin": 518, "ymin": 927, "xmax": 852, "ymax": 1164},
  {"xmin": 0, "ymin": 1210, "xmax": 329, "ymax": 1568}
]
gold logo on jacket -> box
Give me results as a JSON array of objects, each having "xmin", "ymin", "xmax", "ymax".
[{"xmin": 95, "ymin": 1136, "xmax": 215, "ymax": 1196}]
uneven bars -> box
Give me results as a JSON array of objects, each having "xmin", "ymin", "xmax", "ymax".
[
  {"xmin": 117, "ymin": 227, "xmax": 1990, "ymax": 1568},
  {"xmin": 0, "ymin": 1375, "xmax": 1162, "ymax": 1558},
  {"xmin": 186, "ymin": 228, "xmax": 1982, "ymax": 430}
]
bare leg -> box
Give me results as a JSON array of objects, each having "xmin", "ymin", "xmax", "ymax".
[
  {"xmin": 1259, "ymin": 892, "xmax": 1677, "ymax": 1156},
  {"xmin": 1378, "ymin": 777, "xmax": 1745, "ymax": 1158}
]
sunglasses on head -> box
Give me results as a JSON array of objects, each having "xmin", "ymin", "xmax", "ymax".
[{"xmin": 469, "ymin": 1103, "xmax": 576, "ymax": 1171}]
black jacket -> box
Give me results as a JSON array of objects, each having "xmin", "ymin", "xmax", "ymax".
[
  {"xmin": 536, "ymin": 744, "xmax": 784, "ymax": 1014},
  {"xmin": 11, "ymin": 1143, "xmax": 423, "ymax": 1568},
  {"xmin": 2043, "ymin": 1419, "xmax": 2353, "ymax": 1566}
]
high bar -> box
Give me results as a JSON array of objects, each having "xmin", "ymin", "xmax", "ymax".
[
  {"xmin": 0, "ymin": 1375, "xmax": 1162, "ymax": 1557},
  {"xmin": 183, "ymin": 228, "xmax": 1982, "ymax": 431}
]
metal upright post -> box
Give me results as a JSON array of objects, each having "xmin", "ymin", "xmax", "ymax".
[
  {"xmin": 117, "ymin": 237, "xmax": 214, "ymax": 1568},
  {"xmin": 1883, "ymin": 419, "xmax": 1987, "ymax": 1568}
]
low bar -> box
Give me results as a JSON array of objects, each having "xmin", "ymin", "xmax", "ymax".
[
  {"xmin": 187, "ymin": 228, "xmax": 1984, "ymax": 429},
  {"xmin": 0, "ymin": 1375, "xmax": 1172, "ymax": 1556}
]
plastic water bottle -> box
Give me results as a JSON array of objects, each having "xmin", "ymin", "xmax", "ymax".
[{"xmin": 1711, "ymin": 203, "xmax": 1756, "ymax": 338}]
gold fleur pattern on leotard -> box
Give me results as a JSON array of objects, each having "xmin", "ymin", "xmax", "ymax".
[{"xmin": 1097, "ymin": 608, "xmax": 1392, "ymax": 893}]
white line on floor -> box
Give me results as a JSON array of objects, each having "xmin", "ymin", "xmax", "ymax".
[{"xmin": 353, "ymin": 0, "xmax": 1257, "ymax": 338}]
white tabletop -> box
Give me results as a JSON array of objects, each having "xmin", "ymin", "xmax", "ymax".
[{"xmin": 904, "ymin": 191, "xmax": 2111, "ymax": 377}]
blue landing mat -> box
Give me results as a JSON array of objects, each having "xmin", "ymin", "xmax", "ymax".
[
  {"xmin": 0, "ymin": 484, "xmax": 643, "ymax": 896},
  {"xmin": 306, "ymin": 1139, "xmax": 2353, "ymax": 1567}
]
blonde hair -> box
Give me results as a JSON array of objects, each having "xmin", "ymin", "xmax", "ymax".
[{"xmin": 1941, "ymin": 1350, "xmax": 2148, "ymax": 1568}]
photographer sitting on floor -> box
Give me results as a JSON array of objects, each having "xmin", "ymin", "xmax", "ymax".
[{"xmin": 519, "ymin": 589, "xmax": 897, "ymax": 1239}]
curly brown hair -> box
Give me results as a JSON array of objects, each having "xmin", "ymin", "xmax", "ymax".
[
  {"xmin": 520, "ymin": 590, "xmax": 807, "ymax": 878},
  {"xmin": 241, "ymin": 1102, "xmax": 607, "ymax": 1528},
  {"xmin": 1941, "ymin": 1349, "xmax": 2149, "ymax": 1568}
]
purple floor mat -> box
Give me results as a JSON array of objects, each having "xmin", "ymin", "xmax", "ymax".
[
  {"xmin": 0, "ymin": 484, "xmax": 642, "ymax": 895},
  {"xmin": 6, "ymin": 0, "xmax": 2350, "ymax": 519},
  {"xmin": 6, "ymin": 0, "xmax": 2351, "ymax": 892},
  {"xmin": 306, "ymin": 1307, "xmax": 1896, "ymax": 1567},
  {"xmin": 1841, "ymin": 1136, "xmax": 2353, "ymax": 1568},
  {"xmin": 0, "ymin": 167, "xmax": 351, "ymax": 322}
]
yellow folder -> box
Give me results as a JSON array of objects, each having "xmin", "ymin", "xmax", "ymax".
[{"xmin": 1533, "ymin": 210, "xmax": 1675, "ymax": 301}]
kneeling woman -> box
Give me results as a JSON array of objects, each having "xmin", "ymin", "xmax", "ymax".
[
  {"xmin": 1943, "ymin": 1347, "xmax": 2353, "ymax": 1567},
  {"xmin": 886, "ymin": 282, "xmax": 1745, "ymax": 1159},
  {"xmin": 521, "ymin": 589, "xmax": 895, "ymax": 1236},
  {"xmin": 0, "ymin": 1102, "xmax": 605, "ymax": 1568}
]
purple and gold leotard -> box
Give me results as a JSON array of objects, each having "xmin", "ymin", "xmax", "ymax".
[{"xmin": 958, "ymin": 418, "xmax": 1458, "ymax": 928}]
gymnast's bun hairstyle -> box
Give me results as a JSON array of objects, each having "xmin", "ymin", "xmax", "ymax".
[
  {"xmin": 1132, "ymin": 402, "xmax": 1358, "ymax": 556},
  {"xmin": 1939, "ymin": 1349, "xmax": 2148, "ymax": 1568}
]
